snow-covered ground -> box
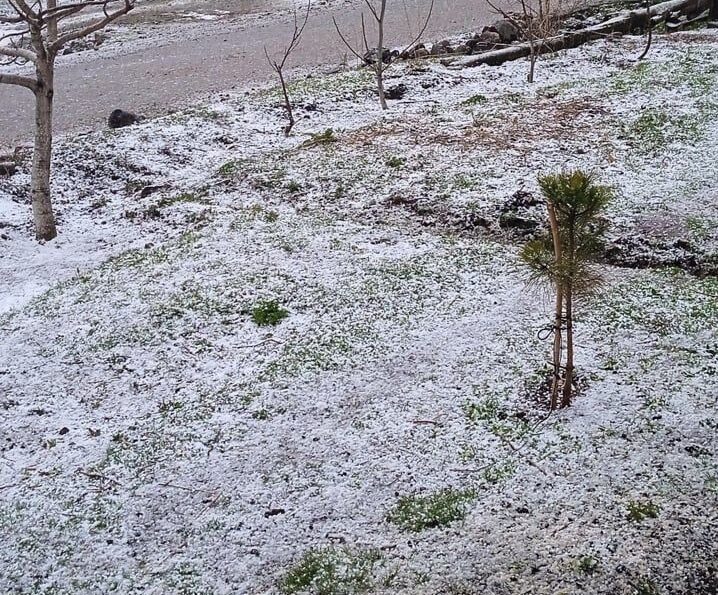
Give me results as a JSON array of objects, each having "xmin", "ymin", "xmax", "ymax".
[{"xmin": 1, "ymin": 29, "xmax": 717, "ymax": 595}]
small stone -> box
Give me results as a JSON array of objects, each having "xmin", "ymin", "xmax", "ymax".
[
  {"xmin": 108, "ymin": 109, "xmax": 142, "ymax": 129},
  {"xmin": 0, "ymin": 162, "xmax": 16, "ymax": 177}
]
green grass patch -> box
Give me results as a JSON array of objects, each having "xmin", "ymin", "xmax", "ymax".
[
  {"xmin": 265, "ymin": 68, "xmax": 374, "ymax": 104},
  {"xmin": 576, "ymin": 554, "xmax": 600, "ymax": 575},
  {"xmin": 280, "ymin": 547, "xmax": 383, "ymax": 595},
  {"xmin": 302, "ymin": 128, "xmax": 339, "ymax": 148},
  {"xmin": 626, "ymin": 499, "xmax": 660, "ymax": 522},
  {"xmin": 627, "ymin": 108, "xmax": 702, "ymax": 153},
  {"xmin": 251, "ymin": 299, "xmax": 289, "ymax": 326},
  {"xmin": 462, "ymin": 94, "xmax": 488, "ymax": 106},
  {"xmin": 387, "ymin": 488, "xmax": 476, "ymax": 532},
  {"xmin": 385, "ymin": 155, "xmax": 405, "ymax": 168},
  {"xmin": 217, "ymin": 160, "xmax": 241, "ymax": 178}
]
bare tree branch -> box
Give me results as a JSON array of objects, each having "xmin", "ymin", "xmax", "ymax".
[
  {"xmin": 0, "ymin": 14, "xmax": 25, "ymax": 24},
  {"xmin": 0, "ymin": 71, "xmax": 38, "ymax": 90},
  {"xmin": 398, "ymin": 0, "xmax": 435, "ymax": 56},
  {"xmin": 51, "ymin": 0, "xmax": 133, "ymax": 51},
  {"xmin": 7, "ymin": 0, "xmax": 39, "ymax": 22},
  {"xmin": 333, "ymin": 15, "xmax": 365, "ymax": 61},
  {"xmin": 0, "ymin": 45, "xmax": 37, "ymax": 63}
]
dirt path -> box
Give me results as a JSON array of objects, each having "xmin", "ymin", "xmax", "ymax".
[{"xmin": 0, "ymin": 0, "xmax": 504, "ymax": 147}]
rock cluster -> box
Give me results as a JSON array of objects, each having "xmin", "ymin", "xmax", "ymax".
[
  {"xmin": 62, "ymin": 32, "xmax": 106, "ymax": 55},
  {"xmin": 400, "ymin": 19, "xmax": 523, "ymax": 59},
  {"xmin": 0, "ymin": 147, "xmax": 23, "ymax": 178}
]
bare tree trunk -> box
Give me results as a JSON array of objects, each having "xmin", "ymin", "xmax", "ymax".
[
  {"xmin": 32, "ymin": 62, "xmax": 57, "ymax": 241},
  {"xmin": 376, "ymin": 65, "xmax": 387, "ymax": 110},
  {"xmin": 278, "ymin": 68, "xmax": 295, "ymax": 136},
  {"xmin": 547, "ymin": 202, "xmax": 562, "ymax": 410},
  {"xmin": 528, "ymin": 48, "xmax": 537, "ymax": 83},
  {"xmin": 638, "ymin": 0, "xmax": 653, "ymax": 60},
  {"xmin": 711, "ymin": 0, "xmax": 718, "ymax": 18},
  {"xmin": 376, "ymin": 0, "xmax": 388, "ymax": 110}
]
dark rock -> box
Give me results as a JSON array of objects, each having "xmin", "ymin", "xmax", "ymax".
[
  {"xmin": 59, "ymin": 427, "xmax": 69, "ymax": 435},
  {"xmin": 139, "ymin": 185, "xmax": 166, "ymax": 198},
  {"xmin": 499, "ymin": 212, "xmax": 540, "ymax": 231},
  {"xmin": 400, "ymin": 44, "xmax": 425, "ymax": 59},
  {"xmin": 479, "ymin": 29, "xmax": 502, "ymax": 45},
  {"xmin": 264, "ymin": 508, "xmax": 286, "ymax": 518},
  {"xmin": 363, "ymin": 47, "xmax": 398, "ymax": 65},
  {"xmin": 604, "ymin": 235, "xmax": 718, "ymax": 277},
  {"xmin": 385, "ymin": 83, "xmax": 407, "ymax": 100},
  {"xmin": 458, "ymin": 212, "xmax": 492, "ymax": 230},
  {"xmin": 503, "ymin": 189, "xmax": 541, "ymax": 210},
  {"xmin": 487, "ymin": 19, "xmax": 521, "ymax": 43},
  {"xmin": 108, "ymin": 109, "xmax": 142, "ymax": 129}
]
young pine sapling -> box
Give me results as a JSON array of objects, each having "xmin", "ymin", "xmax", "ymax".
[{"xmin": 521, "ymin": 171, "xmax": 612, "ymax": 409}]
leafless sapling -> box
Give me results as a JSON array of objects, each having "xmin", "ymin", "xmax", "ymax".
[
  {"xmin": 0, "ymin": 0, "xmax": 135, "ymax": 241},
  {"xmin": 486, "ymin": 0, "xmax": 564, "ymax": 83},
  {"xmin": 332, "ymin": 0, "xmax": 434, "ymax": 110},
  {"xmin": 265, "ymin": 2, "xmax": 310, "ymax": 136},
  {"xmin": 638, "ymin": 0, "xmax": 653, "ymax": 61}
]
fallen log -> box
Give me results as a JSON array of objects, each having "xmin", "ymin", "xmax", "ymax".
[
  {"xmin": 666, "ymin": 8, "xmax": 710, "ymax": 28},
  {"xmin": 451, "ymin": 0, "xmax": 711, "ymax": 69}
]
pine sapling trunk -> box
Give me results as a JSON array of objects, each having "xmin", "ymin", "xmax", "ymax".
[
  {"xmin": 562, "ymin": 286, "xmax": 574, "ymax": 408},
  {"xmin": 561, "ymin": 218, "xmax": 576, "ymax": 408},
  {"xmin": 547, "ymin": 202, "xmax": 563, "ymax": 410},
  {"xmin": 32, "ymin": 61, "xmax": 57, "ymax": 241}
]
